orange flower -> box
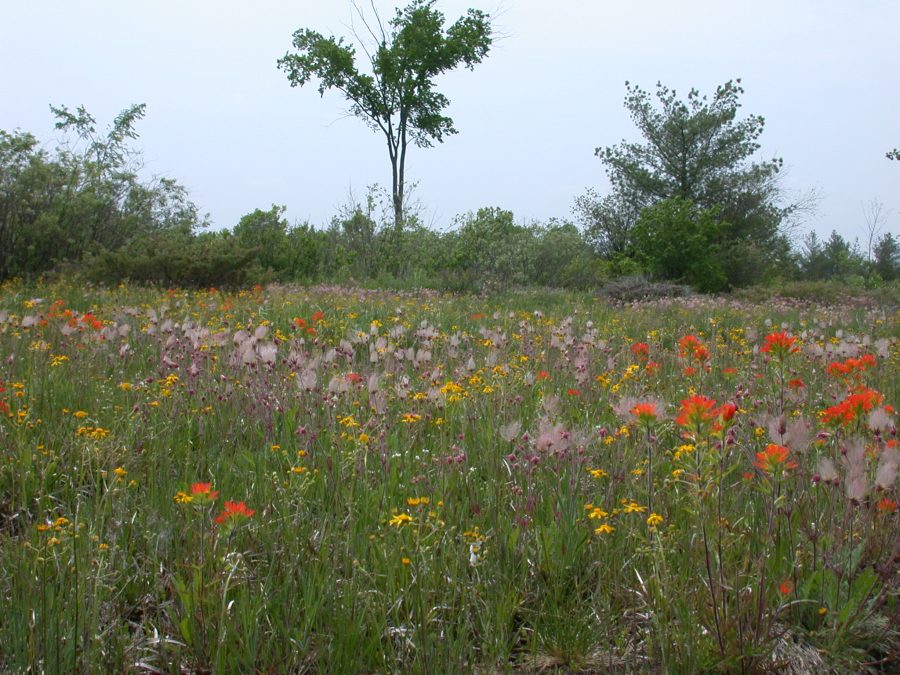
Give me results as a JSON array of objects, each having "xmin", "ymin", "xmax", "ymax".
[
  {"xmin": 311, "ymin": 310, "xmax": 325, "ymax": 323},
  {"xmin": 754, "ymin": 444, "xmax": 798, "ymax": 474},
  {"xmin": 821, "ymin": 388, "xmax": 884, "ymax": 427},
  {"xmin": 778, "ymin": 579, "xmax": 793, "ymax": 595},
  {"xmin": 675, "ymin": 395, "xmax": 718, "ymax": 430},
  {"xmin": 214, "ymin": 501, "xmax": 256, "ymax": 525},
  {"xmin": 678, "ymin": 334, "xmax": 709, "ymax": 363},
  {"xmin": 536, "ymin": 370, "xmax": 550, "ymax": 380},
  {"xmin": 877, "ymin": 498, "xmax": 897, "ymax": 513},
  {"xmin": 631, "ymin": 342, "xmax": 650, "ymax": 362},
  {"xmin": 567, "ymin": 388, "xmax": 581, "ymax": 397},
  {"xmin": 189, "ymin": 482, "xmax": 219, "ymax": 504},
  {"xmin": 760, "ymin": 331, "xmax": 798, "ymax": 359},
  {"xmin": 630, "ymin": 402, "xmax": 660, "ymax": 424}
]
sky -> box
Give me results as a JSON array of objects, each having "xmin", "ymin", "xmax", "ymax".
[{"xmin": 2, "ymin": 0, "xmax": 898, "ymax": 244}]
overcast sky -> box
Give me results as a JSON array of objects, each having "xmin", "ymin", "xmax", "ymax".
[{"xmin": 2, "ymin": 0, "xmax": 898, "ymax": 244}]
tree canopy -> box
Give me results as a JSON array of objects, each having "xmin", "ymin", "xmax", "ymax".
[
  {"xmin": 278, "ymin": 0, "xmax": 492, "ymax": 230},
  {"xmin": 587, "ymin": 79, "xmax": 793, "ymax": 289}
]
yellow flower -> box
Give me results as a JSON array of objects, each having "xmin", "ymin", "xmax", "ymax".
[
  {"xmin": 401, "ymin": 557, "xmax": 411, "ymax": 566},
  {"xmin": 53, "ymin": 516, "xmax": 70, "ymax": 528},
  {"xmin": 587, "ymin": 507, "xmax": 609, "ymax": 520},
  {"xmin": 388, "ymin": 513, "xmax": 414, "ymax": 527},
  {"xmin": 646, "ymin": 513, "xmax": 664, "ymax": 527},
  {"xmin": 406, "ymin": 496, "xmax": 430, "ymax": 506},
  {"xmin": 400, "ymin": 413, "xmax": 422, "ymax": 424},
  {"xmin": 588, "ymin": 467, "xmax": 609, "ymax": 479},
  {"xmin": 113, "ymin": 466, "xmax": 127, "ymax": 477},
  {"xmin": 291, "ymin": 466, "xmax": 308, "ymax": 475},
  {"xmin": 594, "ymin": 523, "xmax": 615, "ymax": 535},
  {"xmin": 623, "ymin": 501, "xmax": 647, "ymax": 514},
  {"xmin": 73, "ymin": 410, "xmax": 88, "ymax": 419},
  {"xmin": 174, "ymin": 491, "xmax": 193, "ymax": 504},
  {"xmin": 358, "ymin": 433, "xmax": 370, "ymax": 444}
]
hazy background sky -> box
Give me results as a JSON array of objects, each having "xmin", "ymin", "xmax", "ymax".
[{"xmin": 2, "ymin": 0, "xmax": 898, "ymax": 244}]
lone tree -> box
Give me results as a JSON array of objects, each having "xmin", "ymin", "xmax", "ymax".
[
  {"xmin": 590, "ymin": 79, "xmax": 794, "ymax": 288},
  {"xmin": 278, "ymin": 0, "xmax": 492, "ymax": 231}
]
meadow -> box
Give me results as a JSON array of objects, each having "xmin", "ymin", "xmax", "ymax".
[{"xmin": 0, "ymin": 280, "xmax": 897, "ymax": 673}]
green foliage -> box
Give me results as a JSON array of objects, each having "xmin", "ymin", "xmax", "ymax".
[
  {"xmin": 278, "ymin": 0, "xmax": 492, "ymax": 229},
  {"xmin": 629, "ymin": 198, "xmax": 728, "ymax": 292},
  {"xmin": 590, "ymin": 80, "xmax": 790, "ymax": 288},
  {"xmin": 0, "ymin": 105, "xmax": 207, "ymax": 281},
  {"xmin": 85, "ymin": 229, "xmax": 256, "ymax": 287},
  {"xmin": 873, "ymin": 232, "xmax": 899, "ymax": 282}
]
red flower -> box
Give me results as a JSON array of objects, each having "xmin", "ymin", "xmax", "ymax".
[
  {"xmin": 214, "ymin": 501, "xmax": 256, "ymax": 525},
  {"xmin": 754, "ymin": 444, "xmax": 798, "ymax": 474},
  {"xmin": 630, "ymin": 402, "xmax": 660, "ymax": 424},
  {"xmin": 760, "ymin": 331, "xmax": 798, "ymax": 359},
  {"xmin": 189, "ymin": 482, "xmax": 219, "ymax": 504},
  {"xmin": 567, "ymin": 388, "xmax": 581, "ymax": 397},
  {"xmin": 678, "ymin": 334, "xmax": 709, "ymax": 363},
  {"xmin": 788, "ymin": 378, "xmax": 805, "ymax": 390},
  {"xmin": 631, "ymin": 342, "xmax": 650, "ymax": 362},
  {"xmin": 311, "ymin": 310, "xmax": 325, "ymax": 323},
  {"xmin": 877, "ymin": 498, "xmax": 898, "ymax": 513},
  {"xmin": 718, "ymin": 402, "xmax": 737, "ymax": 422},
  {"xmin": 536, "ymin": 370, "xmax": 550, "ymax": 380},
  {"xmin": 675, "ymin": 395, "xmax": 718, "ymax": 430},
  {"xmin": 778, "ymin": 579, "xmax": 793, "ymax": 596},
  {"xmin": 821, "ymin": 388, "xmax": 884, "ymax": 427}
]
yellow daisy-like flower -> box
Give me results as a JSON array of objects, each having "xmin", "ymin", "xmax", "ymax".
[
  {"xmin": 388, "ymin": 513, "xmax": 414, "ymax": 527},
  {"xmin": 594, "ymin": 523, "xmax": 615, "ymax": 535},
  {"xmin": 623, "ymin": 501, "xmax": 647, "ymax": 514},
  {"xmin": 646, "ymin": 513, "xmax": 664, "ymax": 527}
]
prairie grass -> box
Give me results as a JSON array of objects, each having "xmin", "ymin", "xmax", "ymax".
[{"xmin": 0, "ymin": 280, "xmax": 897, "ymax": 673}]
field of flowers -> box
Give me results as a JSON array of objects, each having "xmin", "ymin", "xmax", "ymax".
[{"xmin": 0, "ymin": 280, "xmax": 897, "ymax": 673}]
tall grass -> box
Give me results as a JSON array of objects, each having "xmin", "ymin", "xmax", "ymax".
[{"xmin": 0, "ymin": 280, "xmax": 897, "ymax": 672}]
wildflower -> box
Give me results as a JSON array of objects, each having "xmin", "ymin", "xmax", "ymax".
[
  {"xmin": 290, "ymin": 466, "xmax": 308, "ymax": 475},
  {"xmin": 646, "ymin": 513, "xmax": 664, "ymax": 527},
  {"xmin": 214, "ymin": 501, "xmax": 256, "ymax": 525},
  {"xmin": 189, "ymin": 482, "xmax": 220, "ymax": 504},
  {"xmin": 678, "ymin": 334, "xmax": 710, "ymax": 363},
  {"xmin": 594, "ymin": 523, "xmax": 615, "ymax": 535},
  {"xmin": 406, "ymin": 496, "xmax": 430, "ymax": 506},
  {"xmin": 400, "ymin": 413, "xmax": 422, "ymax": 424},
  {"xmin": 587, "ymin": 467, "xmax": 608, "ymax": 479},
  {"xmin": 821, "ymin": 389, "xmax": 884, "ymax": 428},
  {"xmin": 174, "ymin": 491, "xmax": 193, "ymax": 504},
  {"xmin": 388, "ymin": 513, "xmax": 414, "ymax": 527},
  {"xmin": 629, "ymin": 401, "xmax": 661, "ymax": 425},
  {"xmin": 760, "ymin": 331, "xmax": 799, "ymax": 360},
  {"xmin": 587, "ymin": 506, "xmax": 609, "ymax": 520},
  {"xmin": 778, "ymin": 579, "xmax": 793, "ymax": 596},
  {"xmin": 754, "ymin": 444, "xmax": 798, "ymax": 474},
  {"xmin": 73, "ymin": 410, "xmax": 88, "ymax": 419},
  {"xmin": 675, "ymin": 395, "xmax": 718, "ymax": 431},
  {"xmin": 877, "ymin": 498, "xmax": 897, "ymax": 513},
  {"xmin": 623, "ymin": 501, "xmax": 647, "ymax": 514},
  {"xmin": 631, "ymin": 341, "xmax": 650, "ymax": 361},
  {"xmin": 401, "ymin": 557, "xmax": 411, "ymax": 566}
]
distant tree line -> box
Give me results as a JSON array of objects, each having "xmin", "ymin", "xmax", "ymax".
[{"xmin": 1, "ymin": 98, "xmax": 897, "ymax": 292}]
